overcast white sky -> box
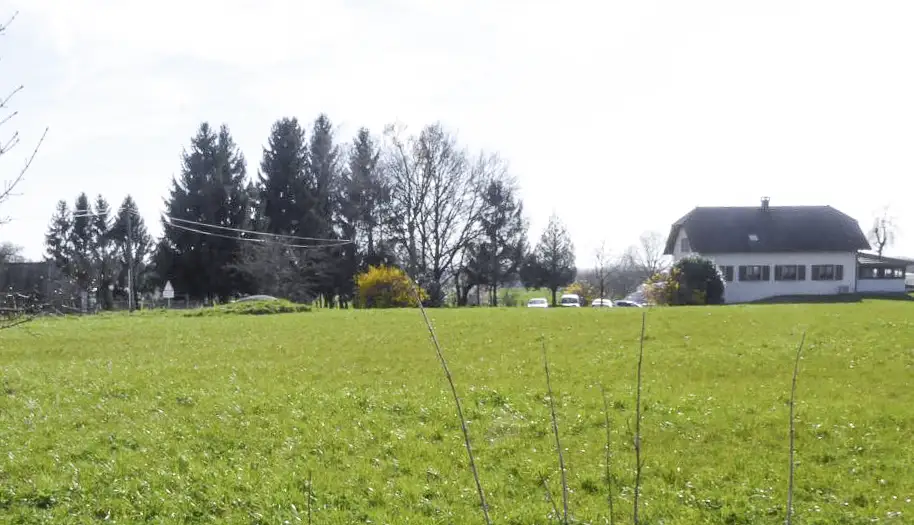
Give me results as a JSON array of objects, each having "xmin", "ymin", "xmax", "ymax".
[{"xmin": 1, "ymin": 0, "xmax": 913, "ymax": 265}]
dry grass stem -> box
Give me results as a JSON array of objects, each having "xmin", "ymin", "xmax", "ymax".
[
  {"xmin": 541, "ymin": 338, "xmax": 569, "ymax": 524},
  {"xmin": 633, "ymin": 311, "xmax": 646, "ymax": 525},
  {"xmin": 411, "ymin": 286, "xmax": 491, "ymax": 524},
  {"xmin": 786, "ymin": 331, "xmax": 807, "ymax": 525},
  {"xmin": 600, "ymin": 383, "xmax": 615, "ymax": 525}
]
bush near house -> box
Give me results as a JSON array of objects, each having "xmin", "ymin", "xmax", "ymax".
[
  {"xmin": 355, "ymin": 265, "xmax": 428, "ymax": 308},
  {"xmin": 646, "ymin": 255, "xmax": 725, "ymax": 306}
]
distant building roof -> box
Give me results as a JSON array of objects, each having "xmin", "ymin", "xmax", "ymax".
[
  {"xmin": 856, "ymin": 252, "xmax": 914, "ymax": 267},
  {"xmin": 664, "ymin": 202, "xmax": 871, "ymax": 255}
]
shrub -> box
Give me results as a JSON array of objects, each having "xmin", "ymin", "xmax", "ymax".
[
  {"xmin": 563, "ymin": 281, "xmax": 596, "ymax": 305},
  {"xmin": 645, "ymin": 255, "xmax": 725, "ymax": 306},
  {"xmin": 500, "ymin": 289, "xmax": 519, "ymax": 307},
  {"xmin": 183, "ymin": 299, "xmax": 311, "ymax": 317},
  {"xmin": 355, "ymin": 265, "xmax": 428, "ymax": 308}
]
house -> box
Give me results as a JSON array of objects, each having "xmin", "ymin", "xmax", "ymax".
[{"xmin": 663, "ymin": 198, "xmax": 906, "ymax": 303}]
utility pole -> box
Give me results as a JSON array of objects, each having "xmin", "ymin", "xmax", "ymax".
[{"xmin": 126, "ymin": 207, "xmax": 134, "ymax": 312}]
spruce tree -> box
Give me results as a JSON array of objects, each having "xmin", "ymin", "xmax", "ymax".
[
  {"xmin": 111, "ymin": 195, "xmax": 152, "ymax": 305},
  {"xmin": 305, "ymin": 114, "xmax": 342, "ymax": 303},
  {"xmin": 522, "ymin": 213, "xmax": 576, "ymax": 306},
  {"xmin": 471, "ymin": 178, "xmax": 527, "ymax": 306},
  {"xmin": 92, "ymin": 195, "xmax": 118, "ymax": 309},
  {"xmin": 45, "ymin": 200, "xmax": 72, "ymax": 273},
  {"xmin": 158, "ymin": 122, "xmax": 252, "ymax": 301},
  {"xmin": 255, "ymin": 117, "xmax": 310, "ymax": 235}
]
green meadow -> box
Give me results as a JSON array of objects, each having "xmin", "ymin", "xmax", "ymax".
[{"xmin": 1, "ymin": 302, "xmax": 912, "ymax": 523}]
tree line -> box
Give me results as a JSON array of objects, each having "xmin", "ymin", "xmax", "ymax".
[{"xmin": 38, "ymin": 114, "xmax": 672, "ymax": 308}]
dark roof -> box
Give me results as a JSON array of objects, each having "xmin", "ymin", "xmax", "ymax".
[
  {"xmin": 664, "ymin": 205, "xmax": 871, "ymax": 255},
  {"xmin": 856, "ymin": 252, "xmax": 914, "ymax": 267}
]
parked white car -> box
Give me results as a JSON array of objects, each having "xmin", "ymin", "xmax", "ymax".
[
  {"xmin": 527, "ymin": 297, "xmax": 549, "ymax": 308},
  {"xmin": 613, "ymin": 300, "xmax": 643, "ymax": 308},
  {"xmin": 591, "ymin": 298, "xmax": 614, "ymax": 308},
  {"xmin": 559, "ymin": 293, "xmax": 581, "ymax": 307}
]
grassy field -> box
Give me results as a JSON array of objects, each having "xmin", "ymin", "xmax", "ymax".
[{"xmin": 1, "ymin": 302, "xmax": 913, "ymax": 524}]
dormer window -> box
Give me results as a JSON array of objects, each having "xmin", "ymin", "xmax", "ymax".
[
  {"xmin": 748, "ymin": 234, "xmax": 759, "ymax": 242},
  {"xmin": 680, "ymin": 237, "xmax": 691, "ymax": 252}
]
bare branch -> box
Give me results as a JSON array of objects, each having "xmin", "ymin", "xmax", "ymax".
[{"xmin": 1, "ymin": 12, "xmax": 50, "ymax": 223}]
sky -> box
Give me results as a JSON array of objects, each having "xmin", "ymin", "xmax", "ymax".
[{"xmin": 1, "ymin": 0, "xmax": 913, "ymax": 266}]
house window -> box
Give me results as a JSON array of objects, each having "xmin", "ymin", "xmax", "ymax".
[
  {"xmin": 811, "ymin": 264, "xmax": 844, "ymax": 281},
  {"xmin": 774, "ymin": 264, "xmax": 805, "ymax": 281},
  {"xmin": 739, "ymin": 265, "xmax": 770, "ymax": 281},
  {"xmin": 718, "ymin": 265, "xmax": 734, "ymax": 282},
  {"xmin": 680, "ymin": 238, "xmax": 691, "ymax": 253},
  {"xmin": 859, "ymin": 266, "xmax": 906, "ymax": 279}
]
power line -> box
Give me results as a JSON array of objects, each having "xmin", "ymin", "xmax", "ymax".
[
  {"xmin": 164, "ymin": 215, "xmax": 347, "ymax": 244},
  {"xmin": 162, "ymin": 219, "xmax": 352, "ymax": 249}
]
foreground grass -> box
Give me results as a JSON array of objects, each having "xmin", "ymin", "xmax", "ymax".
[{"xmin": 1, "ymin": 302, "xmax": 913, "ymax": 523}]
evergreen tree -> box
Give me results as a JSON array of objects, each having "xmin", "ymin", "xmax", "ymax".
[
  {"xmin": 92, "ymin": 195, "xmax": 118, "ymax": 309},
  {"xmin": 239, "ymin": 117, "xmax": 314, "ymax": 302},
  {"xmin": 305, "ymin": 114, "xmax": 343, "ymax": 304},
  {"xmin": 339, "ymin": 128, "xmax": 394, "ymax": 301},
  {"xmin": 468, "ymin": 178, "xmax": 527, "ymax": 306},
  {"xmin": 70, "ymin": 193, "xmax": 95, "ymax": 296},
  {"xmin": 157, "ymin": 122, "xmax": 252, "ymax": 301},
  {"xmin": 521, "ymin": 213, "xmax": 576, "ymax": 306},
  {"xmin": 45, "ymin": 200, "xmax": 72, "ymax": 273},
  {"xmin": 111, "ymin": 195, "xmax": 152, "ymax": 306},
  {"xmin": 255, "ymin": 117, "xmax": 310, "ymax": 235}
]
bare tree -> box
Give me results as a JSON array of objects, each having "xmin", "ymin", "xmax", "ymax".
[
  {"xmin": 386, "ymin": 123, "xmax": 498, "ymax": 305},
  {"xmin": 0, "ymin": 11, "xmax": 48, "ymax": 224},
  {"xmin": 0, "ymin": 241, "xmax": 24, "ymax": 264},
  {"xmin": 869, "ymin": 206, "xmax": 897, "ymax": 257},
  {"xmin": 593, "ymin": 241, "xmax": 610, "ymax": 300},
  {"xmin": 626, "ymin": 231, "xmax": 669, "ymax": 278}
]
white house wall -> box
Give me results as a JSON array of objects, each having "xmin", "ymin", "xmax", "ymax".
[
  {"xmin": 857, "ymin": 277, "xmax": 906, "ymax": 294},
  {"xmin": 681, "ymin": 250, "xmax": 858, "ymax": 303}
]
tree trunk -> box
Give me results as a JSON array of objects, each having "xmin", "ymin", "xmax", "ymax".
[
  {"xmin": 492, "ymin": 283, "xmax": 498, "ymax": 307},
  {"xmin": 551, "ymin": 287, "xmax": 557, "ymax": 307}
]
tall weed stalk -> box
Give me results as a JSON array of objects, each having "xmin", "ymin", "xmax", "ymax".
[
  {"xmin": 633, "ymin": 311, "xmax": 646, "ymax": 525},
  {"xmin": 542, "ymin": 338, "xmax": 569, "ymax": 524},
  {"xmin": 786, "ymin": 331, "xmax": 806, "ymax": 525},
  {"xmin": 412, "ymin": 288, "xmax": 491, "ymax": 525}
]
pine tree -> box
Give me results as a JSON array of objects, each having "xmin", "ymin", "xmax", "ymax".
[
  {"xmin": 338, "ymin": 128, "xmax": 394, "ymax": 300},
  {"xmin": 158, "ymin": 122, "xmax": 252, "ymax": 301},
  {"xmin": 469, "ymin": 178, "xmax": 527, "ymax": 306},
  {"xmin": 255, "ymin": 117, "xmax": 310, "ymax": 235},
  {"xmin": 522, "ymin": 213, "xmax": 576, "ymax": 306},
  {"xmin": 111, "ymin": 195, "xmax": 152, "ymax": 306},
  {"xmin": 239, "ymin": 117, "xmax": 314, "ymax": 302},
  {"xmin": 306, "ymin": 114, "xmax": 342, "ymax": 304},
  {"xmin": 45, "ymin": 200, "xmax": 72, "ymax": 273},
  {"xmin": 70, "ymin": 193, "xmax": 95, "ymax": 296},
  {"xmin": 92, "ymin": 195, "xmax": 118, "ymax": 309}
]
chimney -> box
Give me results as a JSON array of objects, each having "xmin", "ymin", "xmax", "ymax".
[{"xmin": 761, "ymin": 196, "xmax": 770, "ymax": 211}]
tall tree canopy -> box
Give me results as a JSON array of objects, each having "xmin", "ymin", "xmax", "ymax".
[
  {"xmin": 157, "ymin": 122, "xmax": 252, "ymax": 301},
  {"xmin": 464, "ymin": 177, "xmax": 527, "ymax": 306},
  {"xmin": 522, "ymin": 213, "xmax": 577, "ymax": 306}
]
